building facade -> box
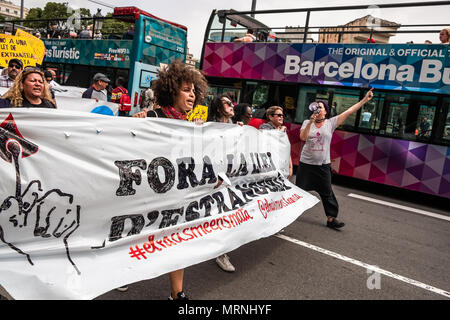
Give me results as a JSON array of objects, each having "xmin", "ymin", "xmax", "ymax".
[
  {"xmin": 0, "ymin": 0, "xmax": 29, "ymax": 19},
  {"xmin": 319, "ymin": 15, "xmax": 400, "ymax": 44},
  {"xmin": 275, "ymin": 27, "xmax": 313, "ymax": 43}
]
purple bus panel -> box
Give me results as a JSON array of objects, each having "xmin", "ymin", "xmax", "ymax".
[{"xmin": 331, "ymin": 131, "xmax": 450, "ymax": 198}]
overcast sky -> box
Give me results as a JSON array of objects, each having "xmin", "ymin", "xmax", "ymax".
[{"xmin": 20, "ymin": 0, "xmax": 450, "ymax": 58}]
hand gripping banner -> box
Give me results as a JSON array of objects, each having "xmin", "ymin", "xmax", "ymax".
[{"xmin": 0, "ymin": 109, "xmax": 319, "ymax": 299}]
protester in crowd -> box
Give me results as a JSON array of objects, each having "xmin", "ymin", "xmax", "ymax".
[
  {"xmin": 297, "ymin": 89, "xmax": 374, "ymax": 230},
  {"xmin": 111, "ymin": 76, "xmax": 131, "ymax": 117},
  {"xmin": 439, "ymin": 28, "xmax": 450, "ymax": 44},
  {"xmin": 232, "ymin": 103, "xmax": 253, "ymax": 125},
  {"xmin": 205, "ymin": 94, "xmax": 243, "ymax": 272},
  {"xmin": 46, "ymin": 69, "xmax": 61, "ymax": 88},
  {"xmin": 424, "ymin": 40, "xmax": 432, "ymax": 44},
  {"xmin": 44, "ymin": 70, "xmax": 56, "ymax": 99},
  {"xmin": 78, "ymin": 26, "xmax": 92, "ymax": 39},
  {"xmin": 82, "ymin": 73, "xmax": 110, "ymax": 101},
  {"xmin": 207, "ymin": 94, "xmax": 239, "ymax": 124},
  {"xmin": 0, "ymin": 68, "xmax": 56, "ymax": 109},
  {"xmin": 0, "ymin": 59, "xmax": 23, "ymax": 88},
  {"xmin": 93, "ymin": 29, "xmax": 102, "ymax": 40},
  {"xmin": 234, "ymin": 29, "xmax": 256, "ymax": 43},
  {"xmin": 140, "ymin": 83, "xmax": 155, "ymax": 111},
  {"xmin": 259, "ymin": 106, "xmax": 287, "ymax": 131},
  {"xmin": 123, "ymin": 24, "xmax": 134, "ymax": 40},
  {"xmin": 47, "ymin": 24, "xmax": 61, "ymax": 39},
  {"xmin": 259, "ymin": 106, "xmax": 293, "ymax": 178},
  {"xmin": 133, "ymin": 60, "xmax": 208, "ymax": 300}
]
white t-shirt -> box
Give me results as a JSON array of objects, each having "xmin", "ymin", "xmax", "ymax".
[{"xmin": 300, "ymin": 116, "xmax": 338, "ymax": 165}]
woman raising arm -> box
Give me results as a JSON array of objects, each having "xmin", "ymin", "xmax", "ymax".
[{"xmin": 297, "ymin": 88, "xmax": 373, "ymax": 230}]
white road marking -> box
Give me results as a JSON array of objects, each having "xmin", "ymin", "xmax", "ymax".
[
  {"xmin": 347, "ymin": 193, "xmax": 450, "ymax": 222},
  {"xmin": 275, "ymin": 234, "xmax": 450, "ymax": 299}
]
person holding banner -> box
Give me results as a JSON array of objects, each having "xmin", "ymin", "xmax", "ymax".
[
  {"xmin": 232, "ymin": 103, "xmax": 253, "ymax": 125},
  {"xmin": 259, "ymin": 106, "xmax": 294, "ymax": 179},
  {"xmin": 0, "ymin": 68, "xmax": 56, "ymax": 109},
  {"xmin": 297, "ymin": 89, "xmax": 374, "ymax": 230},
  {"xmin": 206, "ymin": 94, "xmax": 241, "ymax": 272},
  {"xmin": 207, "ymin": 94, "xmax": 239, "ymax": 124},
  {"xmin": 133, "ymin": 60, "xmax": 208, "ymax": 300}
]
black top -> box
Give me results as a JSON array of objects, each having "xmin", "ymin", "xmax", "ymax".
[
  {"xmin": 0, "ymin": 97, "xmax": 56, "ymax": 109},
  {"xmin": 22, "ymin": 97, "xmax": 56, "ymax": 109},
  {"xmin": 146, "ymin": 109, "xmax": 167, "ymax": 118}
]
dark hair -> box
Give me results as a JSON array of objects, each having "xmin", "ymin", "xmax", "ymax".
[
  {"xmin": 207, "ymin": 94, "xmax": 231, "ymax": 122},
  {"xmin": 316, "ymin": 100, "xmax": 331, "ymax": 119},
  {"xmin": 116, "ymin": 76, "xmax": 127, "ymax": 87},
  {"xmin": 44, "ymin": 70, "xmax": 53, "ymax": 79},
  {"xmin": 152, "ymin": 60, "xmax": 208, "ymax": 108},
  {"xmin": 232, "ymin": 103, "xmax": 251, "ymax": 123},
  {"xmin": 8, "ymin": 58, "xmax": 23, "ymax": 69}
]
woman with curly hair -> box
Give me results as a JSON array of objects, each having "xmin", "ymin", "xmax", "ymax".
[
  {"xmin": 135, "ymin": 60, "xmax": 208, "ymax": 119},
  {"xmin": 0, "ymin": 68, "xmax": 56, "ymax": 109},
  {"xmin": 132, "ymin": 60, "xmax": 208, "ymax": 300}
]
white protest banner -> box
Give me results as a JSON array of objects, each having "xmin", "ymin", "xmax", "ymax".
[
  {"xmin": 0, "ymin": 109, "xmax": 319, "ymax": 300},
  {"xmin": 0, "ymin": 86, "xmax": 118, "ymax": 116},
  {"xmin": 55, "ymin": 96, "xmax": 119, "ymax": 116}
]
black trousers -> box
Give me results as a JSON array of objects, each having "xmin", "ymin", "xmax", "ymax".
[{"xmin": 295, "ymin": 162, "xmax": 339, "ymax": 218}]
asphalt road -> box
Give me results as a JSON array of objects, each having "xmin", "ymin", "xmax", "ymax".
[{"xmin": 97, "ymin": 178, "xmax": 450, "ymax": 301}]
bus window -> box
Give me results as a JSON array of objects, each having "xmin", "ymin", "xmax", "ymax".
[
  {"xmin": 382, "ymin": 93, "xmax": 437, "ymax": 141},
  {"xmin": 386, "ymin": 102, "xmax": 409, "ymax": 137},
  {"xmin": 296, "ymin": 86, "xmax": 320, "ymax": 124},
  {"xmin": 245, "ymin": 82, "xmax": 269, "ymax": 118},
  {"xmin": 208, "ymin": 13, "xmax": 247, "ymax": 42},
  {"xmin": 331, "ymin": 88, "xmax": 360, "ymax": 130},
  {"xmin": 416, "ymin": 105, "xmax": 436, "ymax": 139},
  {"xmin": 438, "ymin": 98, "xmax": 450, "ymax": 143},
  {"xmin": 358, "ymin": 91, "xmax": 384, "ymax": 131},
  {"xmin": 206, "ymin": 86, "xmax": 241, "ymax": 106}
]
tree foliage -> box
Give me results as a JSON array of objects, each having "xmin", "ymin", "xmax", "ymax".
[
  {"xmin": 24, "ymin": 2, "xmax": 91, "ymax": 30},
  {"xmin": 101, "ymin": 13, "xmax": 131, "ymax": 38}
]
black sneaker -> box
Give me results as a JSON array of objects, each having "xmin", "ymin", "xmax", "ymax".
[
  {"xmin": 168, "ymin": 291, "xmax": 189, "ymax": 300},
  {"xmin": 327, "ymin": 218, "xmax": 345, "ymax": 230}
]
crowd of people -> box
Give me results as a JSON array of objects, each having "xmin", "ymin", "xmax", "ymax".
[
  {"xmin": 30, "ymin": 23, "xmax": 135, "ymax": 41},
  {"xmin": 0, "ymin": 25, "xmax": 446, "ymax": 300}
]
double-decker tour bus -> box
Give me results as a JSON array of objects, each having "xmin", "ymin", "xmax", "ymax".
[
  {"xmin": 200, "ymin": 2, "xmax": 450, "ymax": 199},
  {"xmin": 10, "ymin": 6, "xmax": 187, "ymax": 114}
]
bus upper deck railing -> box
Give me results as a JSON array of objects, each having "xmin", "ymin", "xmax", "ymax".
[
  {"xmin": 204, "ymin": 1, "xmax": 450, "ymax": 45},
  {"xmin": 0, "ymin": 16, "xmax": 136, "ymax": 41}
]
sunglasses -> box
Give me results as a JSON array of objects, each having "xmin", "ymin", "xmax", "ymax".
[
  {"xmin": 9, "ymin": 64, "xmax": 22, "ymax": 70},
  {"xmin": 272, "ymin": 113, "xmax": 284, "ymax": 118},
  {"xmin": 222, "ymin": 100, "xmax": 233, "ymax": 107}
]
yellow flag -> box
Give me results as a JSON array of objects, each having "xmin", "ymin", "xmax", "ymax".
[
  {"xmin": 15, "ymin": 29, "xmax": 46, "ymax": 64},
  {"xmin": 0, "ymin": 34, "xmax": 37, "ymax": 68}
]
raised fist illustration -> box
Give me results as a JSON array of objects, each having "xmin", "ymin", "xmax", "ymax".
[{"xmin": 0, "ymin": 180, "xmax": 81, "ymax": 275}]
